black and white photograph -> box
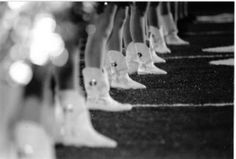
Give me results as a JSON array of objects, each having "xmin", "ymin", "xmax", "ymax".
[{"xmin": 0, "ymin": 1, "xmax": 234, "ymax": 159}]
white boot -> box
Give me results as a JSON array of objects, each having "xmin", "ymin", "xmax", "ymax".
[
  {"xmin": 149, "ymin": 26, "xmax": 171, "ymax": 54},
  {"xmin": 125, "ymin": 42, "xmax": 140, "ymax": 75},
  {"xmin": 55, "ymin": 90, "xmax": 117, "ymax": 148},
  {"xmin": 149, "ymin": 48, "xmax": 166, "ymax": 63},
  {"xmin": 14, "ymin": 121, "xmax": 55, "ymax": 159},
  {"xmin": 106, "ymin": 50, "xmax": 146, "ymax": 89},
  {"xmin": 126, "ymin": 42, "xmax": 167, "ymax": 75},
  {"xmin": 139, "ymin": 62, "xmax": 167, "ymax": 75},
  {"xmin": 83, "ymin": 67, "xmax": 132, "ymax": 112},
  {"xmin": 165, "ymin": 32, "xmax": 190, "ymax": 45},
  {"xmin": 159, "ymin": 13, "xmax": 189, "ymax": 45}
]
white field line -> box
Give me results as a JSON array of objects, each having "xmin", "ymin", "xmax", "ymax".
[
  {"xmin": 184, "ymin": 31, "xmax": 233, "ymax": 36},
  {"xmin": 133, "ymin": 102, "xmax": 233, "ymax": 108},
  {"xmin": 165, "ymin": 54, "xmax": 234, "ymax": 60},
  {"xmin": 79, "ymin": 54, "xmax": 234, "ymax": 62}
]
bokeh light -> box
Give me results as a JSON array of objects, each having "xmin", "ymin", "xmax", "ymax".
[
  {"xmin": 29, "ymin": 44, "xmax": 49, "ymax": 66},
  {"xmin": 33, "ymin": 13, "xmax": 56, "ymax": 34},
  {"xmin": 29, "ymin": 13, "xmax": 65, "ymax": 66},
  {"xmin": 51, "ymin": 48, "xmax": 69, "ymax": 67},
  {"xmin": 9, "ymin": 61, "xmax": 33, "ymax": 85},
  {"xmin": 7, "ymin": 2, "xmax": 28, "ymax": 11},
  {"xmin": 45, "ymin": 33, "xmax": 65, "ymax": 58}
]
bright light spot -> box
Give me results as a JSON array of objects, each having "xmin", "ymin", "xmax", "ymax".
[
  {"xmin": 29, "ymin": 13, "xmax": 65, "ymax": 66},
  {"xmin": 104, "ymin": 2, "xmax": 108, "ymax": 5},
  {"xmin": 7, "ymin": 2, "xmax": 28, "ymax": 10},
  {"xmin": 51, "ymin": 49, "xmax": 69, "ymax": 67},
  {"xmin": 33, "ymin": 13, "xmax": 56, "ymax": 34},
  {"xmin": 30, "ymin": 33, "xmax": 64, "ymax": 66},
  {"xmin": 29, "ymin": 45, "xmax": 49, "ymax": 66},
  {"xmin": 46, "ymin": 33, "xmax": 65, "ymax": 57},
  {"xmin": 9, "ymin": 61, "xmax": 33, "ymax": 85}
]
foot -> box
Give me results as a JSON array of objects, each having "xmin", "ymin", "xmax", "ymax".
[
  {"xmin": 59, "ymin": 111, "xmax": 117, "ymax": 148},
  {"xmin": 83, "ymin": 67, "xmax": 133, "ymax": 112},
  {"xmin": 149, "ymin": 26, "xmax": 171, "ymax": 54},
  {"xmin": 14, "ymin": 121, "xmax": 56, "ymax": 159},
  {"xmin": 150, "ymin": 48, "xmax": 166, "ymax": 63},
  {"xmin": 87, "ymin": 95, "xmax": 132, "ymax": 112},
  {"xmin": 106, "ymin": 50, "xmax": 146, "ymax": 89},
  {"xmin": 154, "ymin": 44, "xmax": 171, "ymax": 54},
  {"xmin": 138, "ymin": 62, "xmax": 167, "ymax": 75},
  {"xmin": 111, "ymin": 73, "xmax": 146, "ymax": 89},
  {"xmin": 165, "ymin": 33, "xmax": 189, "ymax": 45},
  {"xmin": 56, "ymin": 90, "xmax": 117, "ymax": 148}
]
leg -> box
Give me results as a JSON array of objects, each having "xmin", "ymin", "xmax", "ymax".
[
  {"xmin": 106, "ymin": 4, "xmax": 146, "ymax": 89},
  {"xmin": 147, "ymin": 2, "xmax": 160, "ymax": 29},
  {"xmin": 126, "ymin": 2, "xmax": 167, "ymax": 75},
  {"xmin": 147, "ymin": 2, "xmax": 171, "ymax": 54},
  {"xmin": 183, "ymin": 2, "xmax": 189, "ymax": 17},
  {"xmin": 123, "ymin": 6, "xmax": 132, "ymax": 50},
  {"xmin": 159, "ymin": 2, "xmax": 189, "ymax": 45},
  {"xmin": 53, "ymin": 3, "xmax": 117, "ymax": 147},
  {"xmin": 160, "ymin": 2, "xmax": 170, "ymax": 15},
  {"xmin": 0, "ymin": 5, "xmax": 56, "ymax": 158},
  {"xmin": 83, "ymin": 2, "xmax": 132, "ymax": 112},
  {"xmin": 178, "ymin": 2, "xmax": 185, "ymax": 20},
  {"xmin": 0, "ymin": 63, "xmax": 23, "ymax": 158},
  {"xmin": 130, "ymin": 2, "xmax": 147, "ymax": 43},
  {"xmin": 85, "ymin": 3, "xmax": 116, "ymax": 68},
  {"xmin": 107, "ymin": 6, "xmax": 127, "ymax": 52},
  {"xmin": 14, "ymin": 64, "xmax": 55, "ymax": 159},
  {"xmin": 170, "ymin": 2, "xmax": 178, "ymax": 22}
]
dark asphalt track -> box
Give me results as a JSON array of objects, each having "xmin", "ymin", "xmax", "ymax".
[{"xmin": 57, "ymin": 4, "xmax": 234, "ymax": 159}]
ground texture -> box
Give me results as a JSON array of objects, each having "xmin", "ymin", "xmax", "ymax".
[{"xmin": 56, "ymin": 4, "xmax": 234, "ymax": 159}]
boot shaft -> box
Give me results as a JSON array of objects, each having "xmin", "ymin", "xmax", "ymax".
[{"xmin": 82, "ymin": 67, "xmax": 110, "ymax": 98}]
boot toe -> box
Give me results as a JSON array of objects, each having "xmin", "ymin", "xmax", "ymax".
[
  {"xmin": 166, "ymin": 35, "xmax": 190, "ymax": 45},
  {"xmin": 87, "ymin": 97, "xmax": 132, "ymax": 112},
  {"xmin": 138, "ymin": 65, "xmax": 167, "ymax": 75},
  {"xmin": 159, "ymin": 46, "xmax": 171, "ymax": 54},
  {"xmin": 63, "ymin": 128, "xmax": 117, "ymax": 148},
  {"xmin": 131, "ymin": 82, "xmax": 146, "ymax": 89}
]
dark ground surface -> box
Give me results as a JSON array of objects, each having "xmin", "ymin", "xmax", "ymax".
[{"xmin": 57, "ymin": 4, "xmax": 234, "ymax": 159}]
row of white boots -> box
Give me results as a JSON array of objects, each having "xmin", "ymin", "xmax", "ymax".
[
  {"xmin": 1, "ymin": 12, "xmax": 190, "ymax": 159},
  {"xmin": 106, "ymin": 13, "xmax": 189, "ymax": 90}
]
